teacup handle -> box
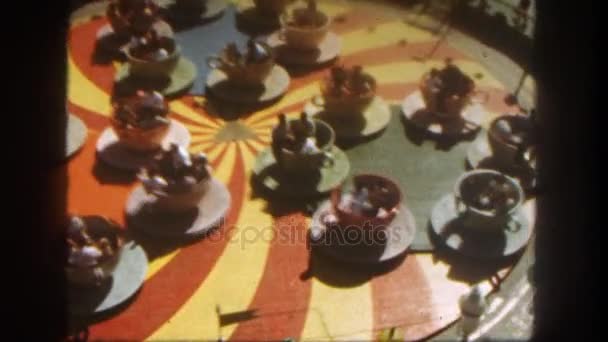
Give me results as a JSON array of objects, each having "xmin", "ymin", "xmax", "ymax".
[
  {"xmin": 454, "ymin": 194, "xmax": 468, "ymax": 215},
  {"xmin": 206, "ymin": 56, "xmax": 224, "ymax": 69},
  {"xmin": 312, "ymin": 95, "xmax": 325, "ymax": 107},
  {"xmin": 470, "ymin": 90, "xmax": 489, "ymax": 105},
  {"xmin": 322, "ymin": 151, "xmax": 335, "ymax": 168}
]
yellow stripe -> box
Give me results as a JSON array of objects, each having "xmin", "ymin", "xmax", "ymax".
[
  {"xmin": 148, "ymin": 143, "xmax": 274, "ymax": 341},
  {"xmin": 170, "ymin": 101, "xmax": 222, "ymax": 129},
  {"xmin": 300, "ymin": 244, "xmax": 374, "ymax": 340},
  {"xmin": 190, "ymin": 141, "xmax": 219, "ymax": 154},
  {"xmin": 183, "ymin": 123, "xmax": 220, "ymax": 135},
  {"xmin": 252, "ymin": 126, "xmax": 272, "ymax": 135},
  {"xmin": 207, "ymin": 143, "xmax": 230, "ymax": 178},
  {"xmin": 145, "ymin": 250, "xmax": 180, "ymax": 280},
  {"xmin": 411, "ymin": 255, "xmax": 491, "ymax": 332},
  {"xmin": 189, "ymin": 134, "xmax": 217, "ymax": 144},
  {"xmin": 67, "ymin": 54, "xmax": 112, "ymax": 116},
  {"xmin": 317, "ymin": 0, "xmax": 350, "ymax": 18},
  {"xmin": 245, "ymin": 139, "xmax": 267, "ymax": 153},
  {"xmin": 242, "ymin": 83, "xmax": 320, "ymax": 125},
  {"xmin": 365, "ymin": 60, "xmax": 505, "ymax": 90},
  {"xmin": 341, "ymin": 21, "xmax": 435, "ymax": 56}
]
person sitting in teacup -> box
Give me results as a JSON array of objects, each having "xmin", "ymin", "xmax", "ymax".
[
  {"xmin": 67, "ymin": 217, "xmax": 116, "ymax": 268},
  {"xmin": 337, "ymin": 183, "xmax": 392, "ymax": 219},
  {"xmin": 129, "ymin": 29, "xmax": 173, "ymax": 62},
  {"xmin": 143, "ymin": 144, "xmax": 211, "ymax": 192},
  {"xmin": 473, "ymin": 178, "xmax": 518, "ymax": 213},
  {"xmin": 420, "ymin": 62, "xmax": 478, "ymax": 119},
  {"xmin": 108, "ymin": 0, "xmax": 160, "ymax": 37},
  {"xmin": 272, "ymin": 112, "xmax": 318, "ymax": 154},
  {"xmin": 289, "ymin": 0, "xmax": 321, "ymax": 28}
]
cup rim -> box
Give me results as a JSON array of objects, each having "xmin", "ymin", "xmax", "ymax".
[
  {"xmin": 329, "ymin": 173, "xmax": 403, "ymax": 227},
  {"xmin": 454, "ymin": 169, "xmax": 524, "ymax": 216},
  {"xmin": 488, "ymin": 114, "xmax": 531, "ymax": 149},
  {"xmin": 139, "ymin": 169, "xmax": 212, "ymax": 197},
  {"xmin": 66, "ymin": 216, "xmax": 125, "ymax": 270},
  {"xmin": 281, "ymin": 9, "xmax": 331, "ymax": 32},
  {"xmin": 273, "ymin": 118, "xmax": 336, "ymax": 152},
  {"xmin": 126, "ymin": 43, "xmax": 181, "ymax": 64}
]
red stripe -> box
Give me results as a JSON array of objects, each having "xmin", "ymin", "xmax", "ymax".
[
  {"xmin": 88, "ymin": 145, "xmax": 247, "ymax": 341},
  {"xmin": 241, "ymin": 140, "xmax": 260, "ymax": 156},
  {"xmin": 229, "ymin": 213, "xmax": 312, "ymax": 341},
  {"xmin": 68, "ymin": 102, "xmax": 109, "ymax": 131},
  {"xmin": 370, "ymin": 256, "xmax": 446, "ymax": 341},
  {"xmin": 69, "ymin": 18, "xmax": 116, "ymax": 94}
]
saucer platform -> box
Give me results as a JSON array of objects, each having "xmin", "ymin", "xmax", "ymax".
[
  {"xmin": 466, "ymin": 132, "xmax": 537, "ymax": 191},
  {"xmin": 96, "ymin": 20, "xmax": 174, "ymax": 56},
  {"xmin": 429, "ymin": 194, "xmax": 532, "ymax": 259},
  {"xmin": 206, "ymin": 65, "xmax": 290, "ymax": 104},
  {"xmin": 125, "ymin": 178, "xmax": 231, "ymax": 239},
  {"xmin": 66, "ymin": 114, "xmax": 88, "ymax": 159},
  {"xmin": 115, "ymin": 57, "xmax": 197, "ymax": 98},
  {"xmin": 309, "ymin": 201, "xmax": 417, "ymax": 264},
  {"xmin": 68, "ymin": 241, "xmax": 148, "ymax": 317},
  {"xmin": 96, "ymin": 119, "xmax": 191, "ymax": 171},
  {"xmin": 304, "ymin": 96, "xmax": 392, "ymax": 139},
  {"xmin": 401, "ymin": 90, "xmax": 486, "ymax": 137},
  {"xmin": 252, "ymin": 146, "xmax": 350, "ymax": 198},
  {"xmin": 266, "ymin": 32, "xmax": 341, "ymax": 66}
]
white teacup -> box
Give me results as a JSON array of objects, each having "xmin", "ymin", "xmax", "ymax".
[{"xmin": 454, "ymin": 169, "xmax": 524, "ymax": 232}]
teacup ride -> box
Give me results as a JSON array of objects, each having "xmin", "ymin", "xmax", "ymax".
[
  {"xmin": 309, "ymin": 174, "xmax": 417, "ymax": 264},
  {"xmin": 467, "ymin": 113, "xmax": 538, "ymax": 193},
  {"xmin": 66, "ymin": 215, "xmax": 148, "ymax": 317},
  {"xmin": 266, "ymin": 0, "xmax": 341, "ymax": 66},
  {"xmin": 114, "ymin": 28, "xmax": 197, "ymax": 97},
  {"xmin": 96, "ymin": 0, "xmax": 174, "ymax": 60},
  {"xmin": 304, "ymin": 65, "xmax": 391, "ymax": 140},
  {"xmin": 125, "ymin": 144, "xmax": 231, "ymax": 240},
  {"xmin": 96, "ymin": 90, "xmax": 191, "ymax": 171},
  {"xmin": 430, "ymin": 169, "xmax": 532, "ymax": 259},
  {"xmin": 206, "ymin": 39, "xmax": 290, "ymax": 105},
  {"xmin": 155, "ymin": 0, "xmax": 227, "ymax": 25},
  {"xmin": 402, "ymin": 63, "xmax": 488, "ymax": 138},
  {"xmin": 253, "ymin": 114, "xmax": 350, "ymax": 198}
]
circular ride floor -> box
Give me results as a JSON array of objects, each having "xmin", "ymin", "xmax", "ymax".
[{"xmin": 66, "ymin": 0, "xmax": 535, "ymax": 340}]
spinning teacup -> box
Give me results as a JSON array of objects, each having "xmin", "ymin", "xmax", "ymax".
[
  {"xmin": 110, "ymin": 90, "xmax": 171, "ymax": 151},
  {"xmin": 313, "ymin": 65, "xmax": 377, "ymax": 116},
  {"xmin": 126, "ymin": 31, "xmax": 180, "ymax": 80},
  {"xmin": 107, "ymin": 0, "xmax": 160, "ymax": 36},
  {"xmin": 66, "ymin": 216, "xmax": 125, "ymax": 287},
  {"xmin": 279, "ymin": 1, "xmax": 330, "ymax": 51},
  {"xmin": 207, "ymin": 40, "xmax": 275, "ymax": 87},
  {"xmin": 272, "ymin": 115, "xmax": 335, "ymax": 175},
  {"xmin": 488, "ymin": 114, "xmax": 536, "ymax": 168},
  {"xmin": 454, "ymin": 169, "xmax": 524, "ymax": 232},
  {"xmin": 420, "ymin": 64, "xmax": 487, "ymax": 120},
  {"xmin": 329, "ymin": 174, "xmax": 402, "ymax": 232},
  {"xmin": 139, "ymin": 144, "xmax": 213, "ymax": 213}
]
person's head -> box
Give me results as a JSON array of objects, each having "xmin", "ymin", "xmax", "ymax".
[{"xmin": 278, "ymin": 113, "xmax": 287, "ymax": 125}]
